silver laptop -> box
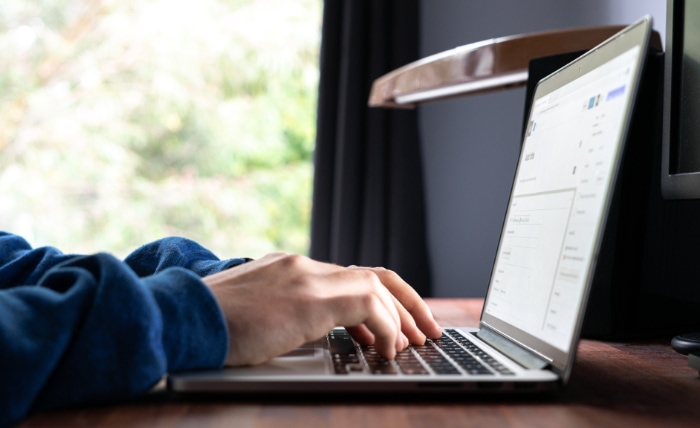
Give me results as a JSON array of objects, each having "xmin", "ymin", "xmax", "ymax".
[{"xmin": 169, "ymin": 16, "xmax": 652, "ymax": 395}]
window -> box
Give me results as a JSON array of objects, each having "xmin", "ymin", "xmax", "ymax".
[{"xmin": 0, "ymin": 0, "xmax": 321, "ymax": 258}]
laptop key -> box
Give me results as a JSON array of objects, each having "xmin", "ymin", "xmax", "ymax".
[
  {"xmin": 328, "ymin": 330, "xmax": 357, "ymax": 354},
  {"xmin": 328, "ymin": 331, "xmax": 360, "ymax": 374},
  {"xmin": 362, "ymin": 346, "xmax": 399, "ymax": 374},
  {"xmin": 433, "ymin": 335, "xmax": 492, "ymax": 375},
  {"xmin": 413, "ymin": 342, "xmax": 461, "ymax": 375},
  {"xmin": 395, "ymin": 348, "xmax": 429, "ymax": 375},
  {"xmin": 445, "ymin": 330, "xmax": 514, "ymax": 375}
]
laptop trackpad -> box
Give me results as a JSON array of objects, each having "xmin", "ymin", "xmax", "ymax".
[
  {"xmin": 226, "ymin": 340, "xmax": 329, "ymax": 376},
  {"xmin": 278, "ymin": 339, "xmax": 320, "ymax": 358},
  {"xmin": 279, "ymin": 348, "xmax": 316, "ymax": 357}
]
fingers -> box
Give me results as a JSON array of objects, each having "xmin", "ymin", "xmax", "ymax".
[
  {"xmin": 391, "ymin": 294, "xmax": 427, "ymax": 345},
  {"xmin": 346, "ymin": 324, "xmax": 409, "ymax": 349},
  {"xmin": 265, "ymin": 259, "xmax": 440, "ymax": 349},
  {"xmin": 333, "ymin": 267, "xmax": 442, "ymax": 360},
  {"xmin": 348, "ymin": 266, "xmax": 443, "ymax": 342},
  {"xmin": 206, "ymin": 252, "xmax": 441, "ymax": 365},
  {"xmin": 328, "ymin": 269, "xmax": 405, "ymax": 360}
]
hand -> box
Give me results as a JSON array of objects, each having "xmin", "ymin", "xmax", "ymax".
[{"xmin": 203, "ymin": 253, "xmax": 443, "ymax": 366}]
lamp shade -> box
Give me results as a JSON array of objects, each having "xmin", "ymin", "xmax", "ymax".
[{"xmin": 368, "ymin": 25, "xmax": 662, "ymax": 108}]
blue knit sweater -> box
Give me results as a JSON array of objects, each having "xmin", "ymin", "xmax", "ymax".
[{"xmin": 0, "ymin": 232, "xmax": 248, "ymax": 426}]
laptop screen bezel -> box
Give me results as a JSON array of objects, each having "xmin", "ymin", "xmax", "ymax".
[{"xmin": 479, "ymin": 16, "xmax": 652, "ymax": 381}]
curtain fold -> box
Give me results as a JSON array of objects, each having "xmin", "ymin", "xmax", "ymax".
[{"xmin": 310, "ymin": 0, "xmax": 431, "ymax": 296}]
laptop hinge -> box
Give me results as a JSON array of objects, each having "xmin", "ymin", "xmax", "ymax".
[{"xmin": 476, "ymin": 327, "xmax": 551, "ymax": 370}]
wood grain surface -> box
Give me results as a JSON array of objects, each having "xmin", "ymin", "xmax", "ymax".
[{"xmin": 19, "ymin": 299, "xmax": 700, "ymax": 428}]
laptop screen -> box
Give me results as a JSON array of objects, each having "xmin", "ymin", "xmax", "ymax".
[{"xmin": 481, "ymin": 17, "xmax": 650, "ymax": 371}]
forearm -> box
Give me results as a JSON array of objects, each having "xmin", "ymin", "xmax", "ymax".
[{"xmin": 0, "ymin": 233, "xmax": 235, "ymax": 427}]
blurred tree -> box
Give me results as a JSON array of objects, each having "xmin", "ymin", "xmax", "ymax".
[{"xmin": 0, "ymin": 0, "xmax": 320, "ymax": 257}]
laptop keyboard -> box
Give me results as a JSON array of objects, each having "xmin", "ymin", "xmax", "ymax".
[{"xmin": 328, "ymin": 329, "xmax": 514, "ymax": 376}]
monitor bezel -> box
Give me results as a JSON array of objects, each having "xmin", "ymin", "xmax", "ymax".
[{"xmin": 661, "ymin": 0, "xmax": 700, "ymax": 198}]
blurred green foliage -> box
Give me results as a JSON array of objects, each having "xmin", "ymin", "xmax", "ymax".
[{"xmin": 0, "ymin": 0, "xmax": 320, "ymax": 258}]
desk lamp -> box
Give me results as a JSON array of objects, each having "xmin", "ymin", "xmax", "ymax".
[{"xmin": 368, "ymin": 25, "xmax": 628, "ymax": 108}]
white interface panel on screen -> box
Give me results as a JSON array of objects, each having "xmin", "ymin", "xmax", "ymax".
[{"xmin": 484, "ymin": 46, "xmax": 641, "ymax": 352}]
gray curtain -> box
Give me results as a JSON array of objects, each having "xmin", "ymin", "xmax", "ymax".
[{"xmin": 310, "ymin": 0, "xmax": 431, "ymax": 296}]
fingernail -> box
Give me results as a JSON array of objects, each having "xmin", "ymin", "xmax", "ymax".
[
  {"xmin": 395, "ymin": 334, "xmax": 405, "ymax": 351},
  {"xmin": 396, "ymin": 333, "xmax": 409, "ymax": 350}
]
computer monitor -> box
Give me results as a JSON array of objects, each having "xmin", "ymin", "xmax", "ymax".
[
  {"xmin": 662, "ymin": 0, "xmax": 700, "ymax": 198},
  {"xmin": 522, "ymin": 6, "xmax": 700, "ymax": 339}
]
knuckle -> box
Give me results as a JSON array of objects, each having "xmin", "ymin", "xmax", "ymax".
[
  {"xmin": 276, "ymin": 252, "xmax": 307, "ymax": 268},
  {"xmin": 336, "ymin": 291, "xmax": 379, "ymax": 320},
  {"xmin": 269, "ymin": 251, "xmax": 290, "ymax": 257},
  {"xmin": 378, "ymin": 267, "xmax": 401, "ymax": 282},
  {"xmin": 354, "ymin": 269, "xmax": 380, "ymax": 285},
  {"xmin": 358, "ymin": 290, "xmax": 380, "ymax": 308},
  {"xmin": 262, "ymin": 251, "xmax": 291, "ymax": 261},
  {"xmin": 382, "ymin": 268, "xmax": 400, "ymax": 282},
  {"xmin": 277, "ymin": 254, "xmax": 321, "ymax": 291}
]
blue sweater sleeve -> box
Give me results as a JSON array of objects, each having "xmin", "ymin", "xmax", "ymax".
[{"xmin": 0, "ymin": 232, "xmax": 249, "ymax": 427}]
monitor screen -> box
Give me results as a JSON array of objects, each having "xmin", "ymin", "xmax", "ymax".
[{"xmin": 662, "ymin": 0, "xmax": 700, "ymax": 198}]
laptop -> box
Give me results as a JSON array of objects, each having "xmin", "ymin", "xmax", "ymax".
[{"xmin": 168, "ymin": 16, "xmax": 652, "ymax": 395}]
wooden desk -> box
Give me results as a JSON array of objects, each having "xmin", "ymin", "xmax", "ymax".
[{"xmin": 20, "ymin": 299, "xmax": 700, "ymax": 428}]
